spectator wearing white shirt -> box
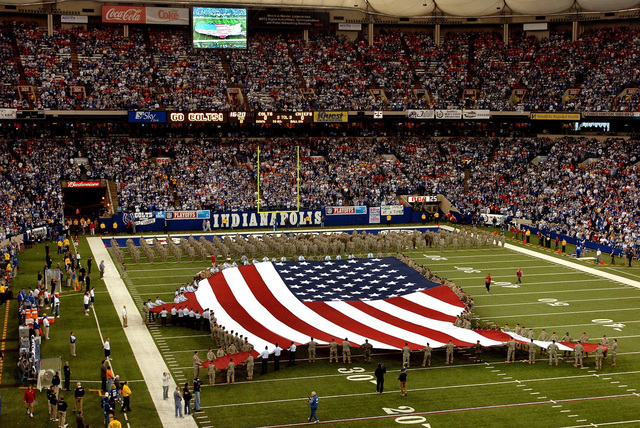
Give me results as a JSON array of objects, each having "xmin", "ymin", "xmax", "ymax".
[
  {"xmin": 122, "ymin": 305, "xmax": 128, "ymax": 328},
  {"xmin": 83, "ymin": 292, "xmax": 90, "ymax": 316},
  {"xmin": 287, "ymin": 342, "xmax": 297, "ymax": 366},
  {"xmin": 271, "ymin": 344, "xmax": 283, "ymax": 371}
]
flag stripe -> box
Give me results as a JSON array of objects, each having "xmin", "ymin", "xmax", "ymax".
[
  {"xmin": 255, "ymin": 263, "xmax": 391, "ymax": 349},
  {"xmin": 239, "ymin": 265, "xmax": 336, "ymax": 344},
  {"xmin": 423, "ymin": 286, "xmax": 466, "ymax": 309},
  {"xmin": 349, "ymin": 301, "xmax": 454, "ymax": 348},
  {"xmin": 304, "ymin": 301, "xmax": 411, "ymax": 349},
  {"xmin": 385, "ymin": 291, "xmax": 458, "ymax": 322},
  {"xmin": 209, "ymin": 270, "xmax": 290, "ymax": 347},
  {"xmin": 222, "ymin": 267, "xmax": 309, "ymax": 345},
  {"xmin": 195, "ymin": 275, "xmax": 272, "ymax": 352},
  {"xmin": 327, "ymin": 301, "xmax": 425, "ymax": 349},
  {"xmin": 365, "ymin": 299, "xmax": 505, "ymax": 347}
]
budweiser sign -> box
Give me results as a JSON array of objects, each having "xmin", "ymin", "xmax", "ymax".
[
  {"xmin": 102, "ymin": 6, "xmax": 146, "ymax": 24},
  {"xmin": 66, "ymin": 181, "xmax": 102, "ymax": 188}
]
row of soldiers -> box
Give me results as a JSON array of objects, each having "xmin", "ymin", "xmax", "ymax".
[
  {"xmin": 505, "ymin": 336, "xmax": 618, "ymax": 369},
  {"xmin": 195, "ymin": 229, "xmax": 476, "ymax": 262}
]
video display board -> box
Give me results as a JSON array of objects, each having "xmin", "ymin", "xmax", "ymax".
[{"xmin": 192, "ymin": 7, "xmax": 247, "ymax": 49}]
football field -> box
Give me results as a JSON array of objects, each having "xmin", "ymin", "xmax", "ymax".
[
  {"xmin": 1, "ymin": 227, "xmax": 639, "ymax": 428},
  {"xmin": 112, "ymin": 228, "xmax": 640, "ymax": 427}
]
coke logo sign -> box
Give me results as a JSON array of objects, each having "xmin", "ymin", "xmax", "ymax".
[
  {"xmin": 102, "ymin": 6, "xmax": 145, "ymax": 23},
  {"xmin": 157, "ymin": 9, "xmax": 179, "ymax": 20}
]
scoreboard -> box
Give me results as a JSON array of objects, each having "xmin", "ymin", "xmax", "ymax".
[
  {"xmin": 168, "ymin": 111, "xmax": 313, "ymax": 125},
  {"xmin": 256, "ymin": 111, "xmax": 313, "ymax": 124}
]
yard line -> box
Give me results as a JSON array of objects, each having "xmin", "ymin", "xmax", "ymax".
[
  {"xmin": 251, "ymin": 393, "xmax": 637, "ymax": 428},
  {"xmin": 128, "ymin": 267, "xmax": 210, "ymax": 272},
  {"xmin": 428, "ymin": 261, "xmax": 549, "ymax": 267},
  {"xmin": 418, "ymin": 254, "xmax": 521, "ymax": 259},
  {"xmin": 153, "ymin": 334, "xmax": 211, "ymax": 340},
  {"xmin": 490, "ymin": 307, "xmax": 638, "ymax": 319},
  {"xmin": 479, "ymin": 295, "xmax": 640, "ymax": 308},
  {"xmin": 446, "ymin": 272, "xmax": 579, "ymax": 281},
  {"xmin": 472, "ymin": 286, "xmax": 628, "ymax": 297},
  {"xmin": 530, "ymin": 320, "xmax": 640, "ymax": 330},
  {"xmin": 131, "ymin": 283, "xmax": 183, "ymax": 287},
  {"xmin": 559, "ymin": 419, "xmax": 640, "ymax": 428},
  {"xmin": 133, "ymin": 284, "xmax": 186, "ymax": 288},
  {"xmin": 202, "ymin": 373, "xmax": 640, "ymax": 410}
]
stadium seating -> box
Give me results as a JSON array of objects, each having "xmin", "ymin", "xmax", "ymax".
[
  {"xmin": 1, "ymin": 134, "xmax": 639, "ymax": 252},
  {"xmin": 1, "ymin": 23, "xmax": 640, "ymax": 112}
]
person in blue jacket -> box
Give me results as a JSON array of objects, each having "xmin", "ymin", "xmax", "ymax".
[{"xmin": 307, "ymin": 391, "xmax": 319, "ymax": 423}]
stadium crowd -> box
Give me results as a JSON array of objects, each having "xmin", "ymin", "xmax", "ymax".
[
  {"xmin": 0, "ymin": 134, "xmax": 640, "ymax": 254},
  {"xmin": 1, "ymin": 22, "xmax": 640, "ymax": 111}
]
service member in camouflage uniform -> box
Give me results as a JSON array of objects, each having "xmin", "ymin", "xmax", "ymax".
[
  {"xmin": 360, "ymin": 339, "xmax": 373, "ymax": 363},
  {"xmin": 445, "ymin": 340, "xmax": 454, "ymax": 364},
  {"xmin": 506, "ymin": 338, "xmax": 516, "ymax": 363},
  {"xmin": 342, "ymin": 339, "xmax": 352, "ymax": 364},
  {"xmin": 610, "ymin": 339, "xmax": 618, "ymax": 366},
  {"xmin": 421, "ymin": 343, "xmax": 432, "ymax": 367},
  {"xmin": 329, "ymin": 339, "xmax": 338, "ymax": 363},
  {"xmin": 528, "ymin": 339, "xmax": 536, "ymax": 364},
  {"xmin": 573, "ymin": 343, "xmax": 585, "ymax": 368},
  {"xmin": 547, "ymin": 340, "xmax": 559, "ymax": 365}
]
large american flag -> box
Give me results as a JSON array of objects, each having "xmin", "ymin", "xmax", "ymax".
[
  {"xmin": 194, "ymin": 258, "xmax": 510, "ymax": 351},
  {"xmin": 195, "ymin": 22, "xmax": 244, "ymax": 39}
]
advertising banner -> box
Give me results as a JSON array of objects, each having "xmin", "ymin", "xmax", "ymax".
[
  {"xmin": 314, "ymin": 111, "xmax": 348, "ymax": 123},
  {"xmin": 122, "ymin": 212, "xmax": 155, "ymax": 226},
  {"xmin": 252, "ymin": 10, "xmax": 329, "ymax": 28},
  {"xmin": 61, "ymin": 15, "xmax": 89, "ymax": 24},
  {"xmin": 146, "ymin": 7, "xmax": 189, "ymax": 25},
  {"xmin": 381, "ymin": 205, "xmax": 404, "ymax": 216},
  {"xmin": 407, "ymin": 196, "xmax": 438, "ymax": 203},
  {"xmin": 369, "ymin": 206, "xmax": 381, "ymax": 224},
  {"xmin": 128, "ymin": 111, "xmax": 167, "ymax": 123},
  {"xmin": 0, "ymin": 109, "xmax": 17, "ymax": 120},
  {"xmin": 65, "ymin": 181, "xmax": 102, "ymax": 188},
  {"xmin": 462, "ymin": 109, "xmax": 490, "ymax": 120},
  {"xmin": 338, "ymin": 23, "xmax": 362, "ymax": 31},
  {"xmin": 479, "ymin": 213, "xmax": 506, "ymax": 226},
  {"xmin": 529, "ymin": 112, "xmax": 581, "ymax": 121},
  {"xmin": 102, "ymin": 6, "xmax": 146, "ymax": 24},
  {"xmin": 582, "ymin": 111, "xmax": 636, "ymax": 118},
  {"xmin": 435, "ymin": 109, "xmax": 462, "ymax": 120},
  {"xmin": 325, "ymin": 206, "xmax": 366, "ymax": 215},
  {"xmin": 407, "ymin": 110, "xmax": 435, "ymax": 120},
  {"xmin": 165, "ymin": 210, "xmax": 211, "ymax": 220}
]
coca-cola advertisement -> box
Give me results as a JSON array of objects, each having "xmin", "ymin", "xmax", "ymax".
[
  {"xmin": 102, "ymin": 6, "xmax": 146, "ymax": 24},
  {"xmin": 146, "ymin": 7, "xmax": 189, "ymax": 26}
]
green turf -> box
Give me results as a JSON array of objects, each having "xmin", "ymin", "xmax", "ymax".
[
  {"xmin": 2, "ymin": 225, "xmax": 639, "ymax": 427},
  {"xmin": 0, "ymin": 240, "xmax": 161, "ymax": 427},
  {"xmin": 107, "ymin": 226, "xmax": 640, "ymax": 427}
]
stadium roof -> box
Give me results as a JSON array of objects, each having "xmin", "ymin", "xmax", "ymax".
[
  {"xmin": 76, "ymin": 0, "xmax": 640, "ymax": 18},
  {"xmin": 1, "ymin": 0, "xmax": 639, "ymax": 18}
]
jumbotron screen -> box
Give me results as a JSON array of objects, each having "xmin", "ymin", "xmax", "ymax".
[{"xmin": 192, "ymin": 7, "xmax": 247, "ymax": 49}]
